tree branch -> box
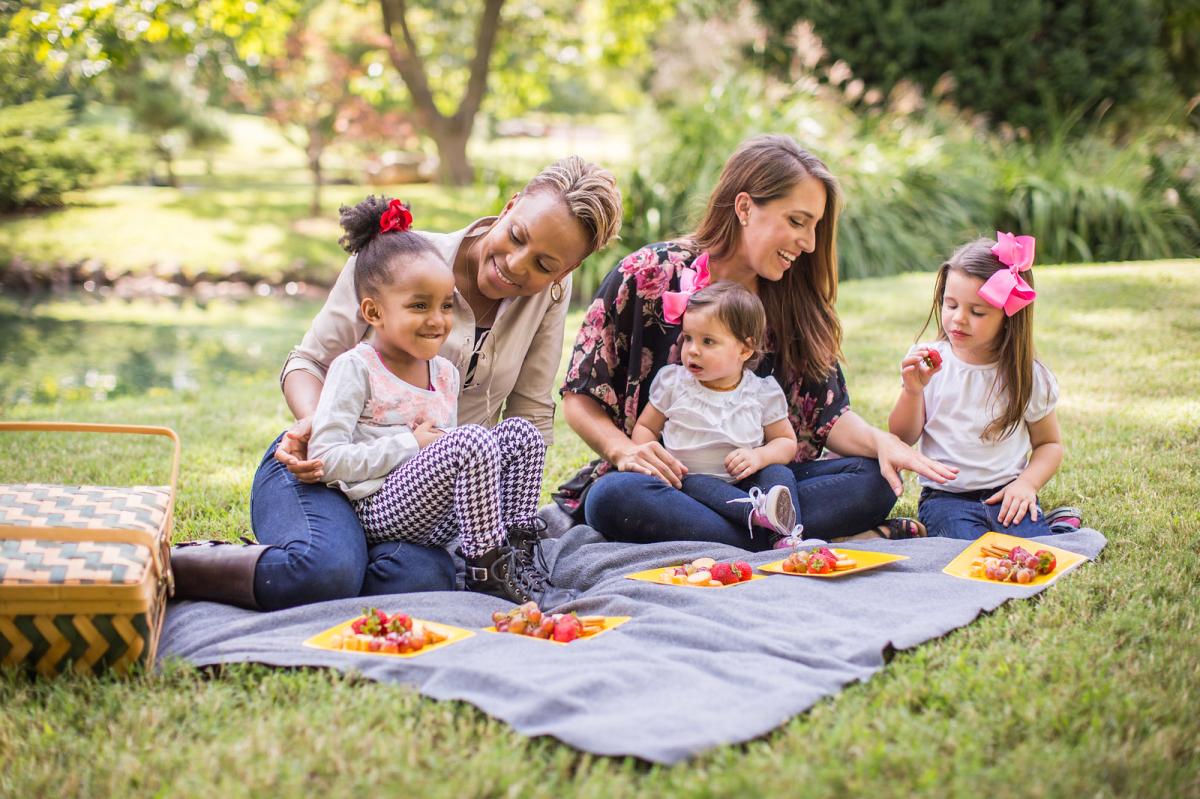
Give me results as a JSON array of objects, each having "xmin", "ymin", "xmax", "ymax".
[
  {"xmin": 378, "ymin": 0, "xmax": 443, "ymax": 125},
  {"xmin": 457, "ymin": 0, "xmax": 505, "ymax": 126}
]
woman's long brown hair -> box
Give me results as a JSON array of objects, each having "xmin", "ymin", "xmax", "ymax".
[
  {"xmin": 690, "ymin": 135, "xmax": 844, "ymax": 385},
  {"xmin": 918, "ymin": 238, "xmax": 1039, "ymax": 441}
]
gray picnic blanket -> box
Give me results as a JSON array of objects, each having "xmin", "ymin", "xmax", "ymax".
[{"xmin": 158, "ymin": 525, "xmax": 1107, "ymax": 764}]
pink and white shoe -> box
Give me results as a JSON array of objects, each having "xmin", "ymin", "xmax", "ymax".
[{"xmin": 728, "ymin": 485, "xmax": 797, "ymax": 539}]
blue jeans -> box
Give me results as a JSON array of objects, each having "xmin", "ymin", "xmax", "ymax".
[
  {"xmin": 918, "ymin": 486, "xmax": 1058, "ymax": 540},
  {"xmin": 249, "ymin": 432, "xmax": 457, "ymax": 611},
  {"xmin": 584, "ymin": 456, "xmax": 896, "ymax": 549}
]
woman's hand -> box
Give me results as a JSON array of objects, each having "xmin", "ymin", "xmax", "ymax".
[
  {"xmin": 413, "ymin": 420, "xmax": 445, "ymax": 449},
  {"xmin": 873, "ymin": 429, "xmax": 958, "ymax": 496},
  {"xmin": 900, "ymin": 349, "xmax": 941, "ymax": 395},
  {"xmin": 612, "ymin": 441, "xmax": 688, "ymax": 488},
  {"xmin": 724, "ymin": 447, "xmax": 764, "ymax": 482},
  {"xmin": 274, "ymin": 417, "xmax": 325, "ymax": 483},
  {"xmin": 985, "ymin": 479, "xmax": 1039, "ymax": 525}
]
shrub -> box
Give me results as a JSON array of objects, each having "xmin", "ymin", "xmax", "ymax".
[
  {"xmin": 0, "ymin": 97, "xmax": 144, "ymax": 212},
  {"xmin": 753, "ymin": 0, "xmax": 1163, "ymax": 134}
]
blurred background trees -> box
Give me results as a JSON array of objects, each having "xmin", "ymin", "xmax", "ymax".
[{"xmin": 1, "ymin": 0, "xmax": 1197, "ymax": 293}]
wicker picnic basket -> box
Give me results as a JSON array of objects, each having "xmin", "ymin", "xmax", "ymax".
[{"xmin": 0, "ymin": 422, "xmax": 179, "ymax": 676}]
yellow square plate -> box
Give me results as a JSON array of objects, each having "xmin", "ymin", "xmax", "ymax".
[
  {"xmin": 760, "ymin": 548, "xmax": 909, "ymax": 578},
  {"xmin": 483, "ymin": 615, "xmax": 631, "ymax": 644},
  {"xmin": 942, "ymin": 531, "xmax": 1088, "ymax": 587},
  {"xmin": 624, "ymin": 566, "xmax": 768, "ymax": 588},
  {"xmin": 304, "ymin": 617, "xmax": 474, "ymax": 658}
]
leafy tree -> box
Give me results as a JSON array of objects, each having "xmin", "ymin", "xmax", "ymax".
[
  {"xmin": 752, "ymin": 0, "xmax": 1162, "ymax": 133},
  {"xmin": 370, "ymin": 0, "xmax": 674, "ymax": 184},
  {"xmin": 253, "ymin": 6, "xmax": 396, "ymax": 215},
  {"xmin": 0, "ymin": 97, "xmax": 143, "ymax": 211}
]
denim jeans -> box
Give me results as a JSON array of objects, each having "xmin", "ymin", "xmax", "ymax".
[
  {"xmin": 249, "ymin": 432, "xmax": 457, "ymax": 610},
  {"xmin": 918, "ymin": 486, "xmax": 1062, "ymax": 540},
  {"xmin": 584, "ymin": 456, "xmax": 896, "ymax": 549},
  {"xmin": 681, "ymin": 464, "xmax": 799, "ymax": 542}
]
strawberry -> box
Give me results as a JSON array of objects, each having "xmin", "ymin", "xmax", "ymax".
[
  {"xmin": 923, "ymin": 349, "xmax": 942, "ymax": 369},
  {"xmin": 710, "ymin": 562, "xmax": 737, "ymax": 585},
  {"xmin": 351, "ymin": 607, "xmax": 388, "ymax": 636},
  {"xmin": 807, "ymin": 553, "xmax": 833, "ymax": 574},
  {"xmin": 1035, "ymin": 549, "xmax": 1056, "ymax": 575},
  {"xmin": 386, "ymin": 613, "xmax": 412, "ymax": 634},
  {"xmin": 734, "ymin": 560, "xmax": 753, "ymax": 581},
  {"xmin": 553, "ymin": 614, "xmax": 583, "ymax": 642}
]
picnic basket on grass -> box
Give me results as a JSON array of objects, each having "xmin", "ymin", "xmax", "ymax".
[{"xmin": 0, "ymin": 422, "xmax": 179, "ymax": 676}]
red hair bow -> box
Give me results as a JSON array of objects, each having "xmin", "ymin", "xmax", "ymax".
[{"xmin": 379, "ymin": 199, "xmax": 413, "ymax": 234}]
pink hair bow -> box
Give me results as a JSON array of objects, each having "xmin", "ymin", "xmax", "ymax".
[
  {"xmin": 662, "ymin": 252, "xmax": 712, "ymax": 324},
  {"xmin": 979, "ymin": 231, "xmax": 1037, "ymax": 316}
]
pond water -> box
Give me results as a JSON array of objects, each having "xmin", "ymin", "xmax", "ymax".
[{"xmin": 0, "ymin": 295, "xmax": 319, "ymax": 408}]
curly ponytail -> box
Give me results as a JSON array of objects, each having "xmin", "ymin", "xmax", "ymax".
[{"xmin": 337, "ymin": 195, "xmax": 437, "ymax": 300}]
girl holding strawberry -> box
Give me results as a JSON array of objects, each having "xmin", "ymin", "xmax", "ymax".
[{"xmin": 888, "ymin": 234, "xmax": 1083, "ymax": 539}]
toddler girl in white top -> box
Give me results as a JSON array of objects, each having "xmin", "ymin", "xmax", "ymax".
[
  {"xmin": 888, "ymin": 233, "xmax": 1082, "ymax": 540},
  {"xmin": 308, "ymin": 196, "xmax": 551, "ymax": 604},
  {"xmin": 632, "ymin": 281, "xmax": 801, "ymax": 547}
]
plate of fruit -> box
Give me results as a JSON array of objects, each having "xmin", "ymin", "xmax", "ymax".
[
  {"xmin": 760, "ymin": 546, "xmax": 908, "ymax": 578},
  {"xmin": 625, "ymin": 557, "xmax": 764, "ymax": 588},
  {"xmin": 942, "ymin": 531, "xmax": 1087, "ymax": 587},
  {"xmin": 485, "ymin": 601, "xmax": 629, "ymax": 644},
  {"xmin": 304, "ymin": 607, "xmax": 474, "ymax": 657}
]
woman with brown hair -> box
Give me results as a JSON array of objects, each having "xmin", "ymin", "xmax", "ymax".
[
  {"xmin": 172, "ymin": 156, "xmax": 624, "ymax": 609},
  {"xmin": 559, "ymin": 135, "xmax": 956, "ymax": 547}
]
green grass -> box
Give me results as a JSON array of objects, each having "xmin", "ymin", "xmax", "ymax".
[
  {"xmin": 0, "ymin": 112, "xmax": 634, "ymax": 288},
  {"xmin": 1, "ymin": 261, "xmax": 1198, "ymax": 797}
]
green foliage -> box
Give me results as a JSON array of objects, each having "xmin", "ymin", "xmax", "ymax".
[
  {"xmin": 996, "ymin": 131, "xmax": 1200, "ymax": 263},
  {"xmin": 0, "ymin": 97, "xmax": 144, "ymax": 213},
  {"xmin": 753, "ymin": 0, "xmax": 1164, "ymax": 133},
  {"xmin": 1156, "ymin": 0, "xmax": 1200, "ymax": 100},
  {"xmin": 609, "ymin": 74, "xmax": 1200, "ymax": 286}
]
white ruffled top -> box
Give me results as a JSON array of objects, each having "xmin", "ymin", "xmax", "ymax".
[{"xmin": 649, "ymin": 364, "xmax": 789, "ymax": 482}]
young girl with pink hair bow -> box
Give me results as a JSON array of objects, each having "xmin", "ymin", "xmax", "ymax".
[{"xmin": 887, "ymin": 234, "xmax": 1083, "ymax": 540}]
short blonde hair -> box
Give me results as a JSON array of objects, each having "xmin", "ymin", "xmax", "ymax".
[{"xmin": 524, "ymin": 156, "xmax": 623, "ymax": 253}]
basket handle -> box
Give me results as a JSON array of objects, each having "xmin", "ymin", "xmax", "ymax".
[{"xmin": 0, "ymin": 422, "xmax": 181, "ymax": 590}]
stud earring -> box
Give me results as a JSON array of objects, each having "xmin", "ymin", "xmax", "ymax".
[{"xmin": 740, "ymin": 216, "xmax": 748, "ymax": 226}]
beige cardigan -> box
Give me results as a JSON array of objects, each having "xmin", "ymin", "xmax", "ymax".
[{"xmin": 279, "ymin": 218, "xmax": 569, "ymax": 443}]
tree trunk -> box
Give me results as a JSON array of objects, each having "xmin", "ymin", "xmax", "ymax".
[
  {"xmin": 379, "ymin": 0, "xmax": 504, "ymax": 186},
  {"xmin": 431, "ymin": 125, "xmax": 473, "ymax": 186},
  {"xmin": 307, "ymin": 130, "xmax": 324, "ymax": 217}
]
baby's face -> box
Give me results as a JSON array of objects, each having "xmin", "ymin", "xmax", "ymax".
[{"xmin": 678, "ymin": 307, "xmax": 753, "ymax": 390}]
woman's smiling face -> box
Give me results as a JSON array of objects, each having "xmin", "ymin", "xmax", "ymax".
[
  {"xmin": 473, "ymin": 191, "xmax": 592, "ymax": 300},
  {"xmin": 734, "ymin": 177, "xmax": 827, "ymax": 282}
]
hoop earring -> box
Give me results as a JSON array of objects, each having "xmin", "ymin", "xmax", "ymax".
[{"xmin": 550, "ymin": 281, "xmax": 565, "ymax": 304}]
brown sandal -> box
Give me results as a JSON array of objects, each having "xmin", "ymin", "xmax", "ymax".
[{"xmin": 873, "ymin": 517, "xmax": 927, "ymax": 540}]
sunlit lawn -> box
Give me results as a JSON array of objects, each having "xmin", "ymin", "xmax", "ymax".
[
  {"xmin": 0, "ymin": 112, "xmax": 634, "ymax": 288},
  {"xmin": 0, "ymin": 261, "xmax": 1197, "ymax": 797}
]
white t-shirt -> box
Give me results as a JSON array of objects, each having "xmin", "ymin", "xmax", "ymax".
[
  {"xmin": 648, "ymin": 364, "xmax": 789, "ymax": 482},
  {"xmin": 914, "ymin": 340, "xmax": 1059, "ymax": 492}
]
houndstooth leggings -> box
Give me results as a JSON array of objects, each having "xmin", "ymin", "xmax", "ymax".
[{"xmin": 352, "ymin": 417, "xmax": 546, "ymax": 559}]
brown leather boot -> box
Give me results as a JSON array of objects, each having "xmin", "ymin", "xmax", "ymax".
[{"xmin": 170, "ymin": 540, "xmax": 269, "ymax": 610}]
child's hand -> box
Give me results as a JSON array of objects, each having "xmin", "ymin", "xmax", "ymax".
[
  {"xmin": 984, "ymin": 479, "xmax": 1039, "ymax": 525},
  {"xmin": 900, "ymin": 348, "xmax": 942, "ymax": 395},
  {"xmin": 413, "ymin": 420, "xmax": 445, "ymax": 449},
  {"xmin": 274, "ymin": 416, "xmax": 325, "ymax": 483},
  {"xmin": 724, "ymin": 448, "xmax": 764, "ymax": 481}
]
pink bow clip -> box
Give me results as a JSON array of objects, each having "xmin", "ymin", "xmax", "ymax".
[
  {"xmin": 662, "ymin": 252, "xmax": 711, "ymax": 325},
  {"xmin": 979, "ymin": 231, "xmax": 1037, "ymax": 316}
]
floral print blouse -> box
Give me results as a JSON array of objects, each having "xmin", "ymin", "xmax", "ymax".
[{"xmin": 560, "ymin": 241, "xmax": 851, "ymax": 483}]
